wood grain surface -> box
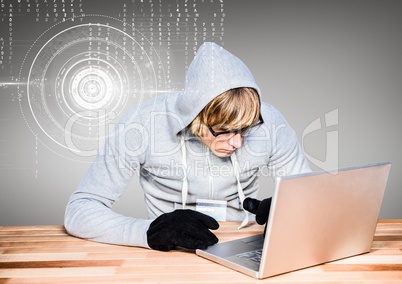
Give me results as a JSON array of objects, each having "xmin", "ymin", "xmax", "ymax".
[{"xmin": 1, "ymin": 220, "xmax": 401, "ymax": 283}]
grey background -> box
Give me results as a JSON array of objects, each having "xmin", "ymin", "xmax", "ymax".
[{"xmin": 1, "ymin": 0, "xmax": 401, "ymax": 225}]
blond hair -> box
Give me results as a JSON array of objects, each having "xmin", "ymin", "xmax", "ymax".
[{"xmin": 189, "ymin": 87, "xmax": 261, "ymax": 138}]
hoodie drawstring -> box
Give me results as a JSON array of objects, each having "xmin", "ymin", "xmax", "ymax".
[
  {"xmin": 205, "ymin": 150, "xmax": 214, "ymax": 199},
  {"xmin": 180, "ymin": 135, "xmax": 189, "ymax": 209},
  {"xmin": 230, "ymin": 153, "xmax": 250, "ymax": 229}
]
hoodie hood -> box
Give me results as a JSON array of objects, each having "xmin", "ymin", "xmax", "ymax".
[{"xmin": 170, "ymin": 42, "xmax": 261, "ymax": 134}]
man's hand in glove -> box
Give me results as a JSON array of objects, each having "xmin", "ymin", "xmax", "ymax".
[
  {"xmin": 243, "ymin": 197, "xmax": 272, "ymax": 225},
  {"xmin": 147, "ymin": 209, "xmax": 219, "ymax": 251}
]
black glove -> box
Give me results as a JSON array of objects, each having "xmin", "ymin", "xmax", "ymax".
[
  {"xmin": 147, "ymin": 209, "xmax": 219, "ymax": 251},
  {"xmin": 243, "ymin": 197, "xmax": 272, "ymax": 225}
]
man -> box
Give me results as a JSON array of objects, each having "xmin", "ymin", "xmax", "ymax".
[{"xmin": 64, "ymin": 42, "xmax": 310, "ymax": 251}]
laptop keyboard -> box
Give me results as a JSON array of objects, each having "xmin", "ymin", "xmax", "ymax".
[{"xmin": 235, "ymin": 249, "xmax": 263, "ymax": 263}]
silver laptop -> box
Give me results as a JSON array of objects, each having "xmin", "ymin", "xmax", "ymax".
[{"xmin": 196, "ymin": 161, "xmax": 391, "ymax": 279}]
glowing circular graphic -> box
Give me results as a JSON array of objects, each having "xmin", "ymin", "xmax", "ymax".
[{"xmin": 18, "ymin": 15, "xmax": 166, "ymax": 161}]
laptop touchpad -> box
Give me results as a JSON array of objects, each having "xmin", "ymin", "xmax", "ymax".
[{"xmin": 241, "ymin": 234, "xmax": 264, "ymax": 249}]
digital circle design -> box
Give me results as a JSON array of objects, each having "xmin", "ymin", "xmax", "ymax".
[{"xmin": 18, "ymin": 15, "xmax": 166, "ymax": 161}]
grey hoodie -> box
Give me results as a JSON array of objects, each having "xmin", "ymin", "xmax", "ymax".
[{"xmin": 64, "ymin": 42, "xmax": 311, "ymax": 248}]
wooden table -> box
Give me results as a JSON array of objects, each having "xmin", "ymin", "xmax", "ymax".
[{"xmin": 1, "ymin": 220, "xmax": 401, "ymax": 283}]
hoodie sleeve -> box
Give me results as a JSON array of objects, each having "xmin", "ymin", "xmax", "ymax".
[
  {"xmin": 262, "ymin": 103, "xmax": 311, "ymax": 177},
  {"xmin": 64, "ymin": 108, "xmax": 153, "ymax": 248}
]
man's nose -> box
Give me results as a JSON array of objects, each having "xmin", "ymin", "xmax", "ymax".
[{"xmin": 228, "ymin": 133, "xmax": 243, "ymax": 149}]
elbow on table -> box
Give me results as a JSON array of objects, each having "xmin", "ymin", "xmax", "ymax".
[
  {"xmin": 63, "ymin": 198, "xmax": 90, "ymax": 239},
  {"xmin": 63, "ymin": 203, "xmax": 79, "ymax": 237}
]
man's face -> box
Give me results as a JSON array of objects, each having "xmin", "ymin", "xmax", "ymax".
[{"xmin": 201, "ymin": 127, "xmax": 244, "ymax": 158}]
